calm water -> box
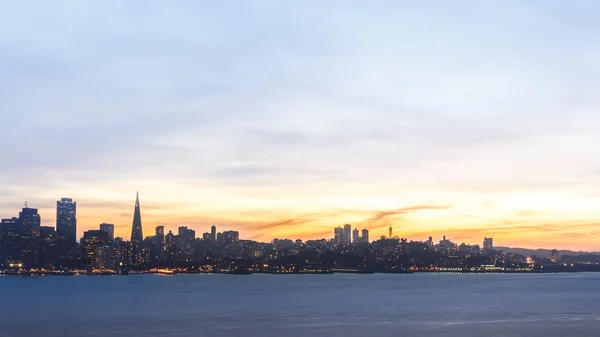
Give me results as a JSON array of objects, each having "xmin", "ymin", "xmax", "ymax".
[{"xmin": 2, "ymin": 273, "xmax": 600, "ymax": 337}]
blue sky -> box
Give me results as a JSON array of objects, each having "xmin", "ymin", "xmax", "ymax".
[{"xmin": 2, "ymin": 1, "xmax": 600, "ymax": 249}]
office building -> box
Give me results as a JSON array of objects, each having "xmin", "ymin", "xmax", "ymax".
[
  {"xmin": 56, "ymin": 198, "xmax": 77, "ymax": 244},
  {"xmin": 211, "ymin": 225, "xmax": 217, "ymax": 241},
  {"xmin": 19, "ymin": 207, "xmax": 42, "ymax": 266},
  {"xmin": 130, "ymin": 192, "xmax": 144, "ymax": 244},
  {"xmin": 100, "ymin": 223, "xmax": 115, "ymax": 242},
  {"xmin": 1, "ymin": 218, "xmax": 22, "ymax": 263},
  {"xmin": 20, "ymin": 206, "xmax": 41, "ymax": 239},
  {"xmin": 81, "ymin": 230, "xmax": 110, "ymax": 268}
]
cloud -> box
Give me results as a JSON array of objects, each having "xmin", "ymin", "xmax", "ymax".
[
  {"xmin": 368, "ymin": 205, "xmax": 453, "ymax": 222},
  {"xmin": 2, "ymin": 1, "xmax": 600, "ymax": 248}
]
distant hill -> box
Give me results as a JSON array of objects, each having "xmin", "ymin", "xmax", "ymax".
[{"xmin": 495, "ymin": 246, "xmax": 599, "ymax": 258}]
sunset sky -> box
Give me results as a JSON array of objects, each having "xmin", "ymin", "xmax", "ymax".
[{"xmin": 2, "ymin": 1, "xmax": 600, "ymax": 251}]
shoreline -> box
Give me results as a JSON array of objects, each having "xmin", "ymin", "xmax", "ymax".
[{"xmin": 0, "ymin": 269, "xmax": 586, "ymax": 277}]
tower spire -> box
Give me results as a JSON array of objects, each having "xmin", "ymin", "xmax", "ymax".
[{"xmin": 131, "ymin": 192, "xmax": 143, "ymax": 244}]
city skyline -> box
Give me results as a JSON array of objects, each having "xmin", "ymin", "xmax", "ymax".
[
  {"xmin": 3, "ymin": 2, "xmax": 600, "ymax": 251},
  {"xmin": 0, "ymin": 193, "xmax": 597, "ymax": 253}
]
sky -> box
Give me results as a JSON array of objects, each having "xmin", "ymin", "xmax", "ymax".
[{"xmin": 2, "ymin": 1, "xmax": 600, "ymax": 251}]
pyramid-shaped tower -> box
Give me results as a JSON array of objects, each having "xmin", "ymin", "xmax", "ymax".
[{"xmin": 130, "ymin": 192, "xmax": 143, "ymax": 244}]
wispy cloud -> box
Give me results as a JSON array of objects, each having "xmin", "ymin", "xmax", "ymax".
[{"xmin": 2, "ymin": 1, "xmax": 600, "ymax": 249}]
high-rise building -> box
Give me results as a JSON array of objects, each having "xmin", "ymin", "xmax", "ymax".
[
  {"xmin": 130, "ymin": 192, "xmax": 144, "ymax": 244},
  {"xmin": 56, "ymin": 198, "xmax": 77, "ymax": 244},
  {"xmin": 100, "ymin": 223, "xmax": 115, "ymax": 242},
  {"xmin": 19, "ymin": 207, "xmax": 41, "ymax": 266},
  {"xmin": 155, "ymin": 226, "xmax": 165, "ymax": 246},
  {"xmin": 1, "ymin": 217, "xmax": 22, "ymax": 263},
  {"xmin": 343, "ymin": 224, "xmax": 351, "ymax": 245},
  {"xmin": 81, "ymin": 230, "xmax": 110, "ymax": 268},
  {"xmin": 211, "ymin": 225, "xmax": 217, "ymax": 241},
  {"xmin": 334, "ymin": 227, "xmax": 344, "ymax": 244},
  {"xmin": 483, "ymin": 237, "xmax": 493, "ymax": 256},
  {"xmin": 352, "ymin": 228, "xmax": 360, "ymax": 244},
  {"xmin": 20, "ymin": 207, "xmax": 41, "ymax": 239},
  {"xmin": 361, "ymin": 229, "xmax": 369, "ymax": 243},
  {"xmin": 389, "ymin": 226, "xmax": 393, "ymax": 238}
]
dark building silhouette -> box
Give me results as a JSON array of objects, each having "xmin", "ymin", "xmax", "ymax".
[
  {"xmin": 56, "ymin": 198, "xmax": 77, "ymax": 244},
  {"xmin": 1, "ymin": 217, "xmax": 22, "ymax": 264},
  {"xmin": 211, "ymin": 225, "xmax": 217, "ymax": 242},
  {"xmin": 130, "ymin": 192, "xmax": 144, "ymax": 244},
  {"xmin": 352, "ymin": 228, "xmax": 359, "ymax": 244},
  {"xmin": 361, "ymin": 229, "xmax": 369, "ymax": 243},
  {"xmin": 551, "ymin": 249, "xmax": 559, "ymax": 263},
  {"xmin": 19, "ymin": 207, "xmax": 41, "ymax": 266},
  {"xmin": 99, "ymin": 223, "xmax": 115, "ymax": 242},
  {"xmin": 20, "ymin": 207, "xmax": 41, "ymax": 239},
  {"xmin": 155, "ymin": 226, "xmax": 165, "ymax": 247},
  {"xmin": 217, "ymin": 230, "xmax": 239, "ymax": 245},
  {"xmin": 334, "ymin": 227, "xmax": 343, "ymax": 244},
  {"xmin": 343, "ymin": 224, "xmax": 351, "ymax": 245},
  {"xmin": 81, "ymin": 230, "xmax": 110, "ymax": 268},
  {"xmin": 483, "ymin": 237, "xmax": 494, "ymax": 256},
  {"xmin": 40, "ymin": 226, "xmax": 55, "ymax": 239}
]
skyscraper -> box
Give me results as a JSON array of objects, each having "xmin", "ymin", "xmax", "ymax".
[
  {"xmin": 20, "ymin": 206, "xmax": 41, "ymax": 239},
  {"xmin": 483, "ymin": 237, "xmax": 493, "ymax": 256},
  {"xmin": 130, "ymin": 192, "xmax": 144, "ymax": 244},
  {"xmin": 155, "ymin": 225, "xmax": 165, "ymax": 250},
  {"xmin": 361, "ymin": 229, "xmax": 369, "ymax": 243},
  {"xmin": 352, "ymin": 228, "xmax": 359, "ymax": 244},
  {"xmin": 211, "ymin": 225, "xmax": 216, "ymax": 242},
  {"xmin": 1, "ymin": 217, "xmax": 22, "ymax": 263},
  {"xmin": 56, "ymin": 198, "xmax": 77, "ymax": 244},
  {"xmin": 334, "ymin": 227, "xmax": 343, "ymax": 244},
  {"xmin": 19, "ymin": 206, "xmax": 41, "ymax": 266},
  {"xmin": 389, "ymin": 226, "xmax": 392, "ymax": 238},
  {"xmin": 99, "ymin": 223, "xmax": 115, "ymax": 242},
  {"xmin": 343, "ymin": 224, "xmax": 351, "ymax": 245}
]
